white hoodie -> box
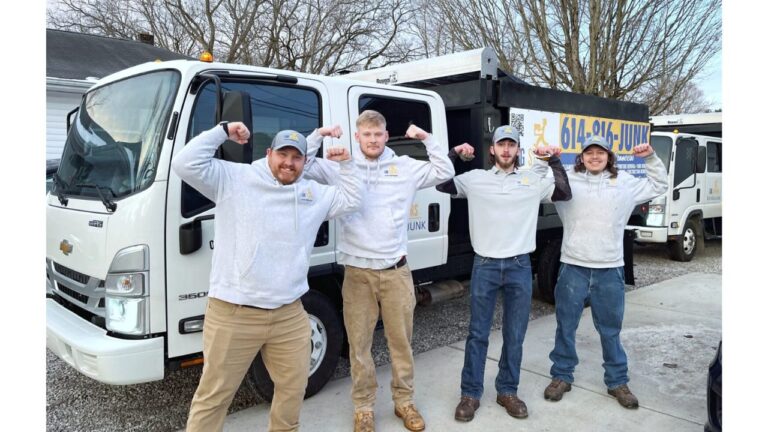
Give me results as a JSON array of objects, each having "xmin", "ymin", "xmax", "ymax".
[
  {"xmin": 171, "ymin": 126, "xmax": 362, "ymax": 308},
  {"xmin": 303, "ymin": 130, "xmax": 454, "ymax": 261},
  {"xmin": 554, "ymin": 153, "xmax": 668, "ymax": 268}
]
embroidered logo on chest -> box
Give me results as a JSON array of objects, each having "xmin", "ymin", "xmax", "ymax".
[
  {"xmin": 384, "ymin": 165, "xmax": 399, "ymax": 176},
  {"xmin": 299, "ymin": 188, "xmax": 314, "ymax": 202}
]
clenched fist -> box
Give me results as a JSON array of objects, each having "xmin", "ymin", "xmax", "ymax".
[
  {"xmin": 326, "ymin": 146, "xmax": 351, "ymax": 162},
  {"xmin": 533, "ymin": 145, "xmax": 562, "ymax": 158},
  {"xmin": 227, "ymin": 122, "xmax": 250, "ymax": 145},
  {"xmin": 318, "ymin": 125, "xmax": 343, "ymax": 138},
  {"xmin": 405, "ymin": 124, "xmax": 429, "ymax": 141},
  {"xmin": 633, "ymin": 143, "xmax": 654, "ymax": 158}
]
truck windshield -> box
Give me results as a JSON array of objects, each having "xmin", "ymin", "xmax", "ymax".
[
  {"xmin": 56, "ymin": 70, "xmax": 181, "ymax": 200},
  {"xmin": 650, "ymin": 135, "xmax": 672, "ymax": 171}
]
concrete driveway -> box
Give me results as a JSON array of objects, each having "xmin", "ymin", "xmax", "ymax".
[{"xmin": 202, "ymin": 272, "xmax": 721, "ymax": 432}]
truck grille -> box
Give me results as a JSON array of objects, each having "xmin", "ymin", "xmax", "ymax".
[
  {"xmin": 57, "ymin": 282, "xmax": 89, "ymax": 304},
  {"xmin": 53, "ymin": 263, "xmax": 90, "ymax": 285}
]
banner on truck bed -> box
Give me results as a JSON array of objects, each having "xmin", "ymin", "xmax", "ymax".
[{"xmin": 508, "ymin": 108, "xmax": 651, "ymax": 177}]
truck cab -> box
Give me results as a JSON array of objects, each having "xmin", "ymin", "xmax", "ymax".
[
  {"xmin": 628, "ymin": 131, "xmax": 722, "ymax": 261},
  {"xmin": 46, "ymin": 59, "xmax": 450, "ymax": 397}
]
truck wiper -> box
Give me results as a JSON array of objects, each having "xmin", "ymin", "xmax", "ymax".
[
  {"xmin": 52, "ymin": 173, "xmax": 69, "ymax": 206},
  {"xmin": 75, "ymin": 183, "xmax": 118, "ymax": 212}
]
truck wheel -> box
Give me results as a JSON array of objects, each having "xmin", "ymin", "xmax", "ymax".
[
  {"xmin": 246, "ymin": 289, "xmax": 343, "ymax": 401},
  {"xmin": 668, "ymin": 219, "xmax": 698, "ymax": 262},
  {"xmin": 536, "ymin": 239, "xmax": 561, "ymax": 304}
]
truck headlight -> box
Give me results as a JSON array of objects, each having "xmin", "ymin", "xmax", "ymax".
[
  {"xmin": 649, "ymin": 204, "xmax": 665, "ymax": 214},
  {"xmin": 106, "ymin": 245, "xmax": 150, "ymax": 335}
]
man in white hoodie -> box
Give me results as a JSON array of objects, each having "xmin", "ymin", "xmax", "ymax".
[
  {"xmin": 541, "ymin": 135, "xmax": 668, "ymax": 409},
  {"xmin": 303, "ymin": 110, "xmax": 454, "ymax": 432},
  {"xmin": 172, "ymin": 121, "xmax": 362, "ymax": 432}
]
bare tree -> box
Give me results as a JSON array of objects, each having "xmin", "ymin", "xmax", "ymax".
[
  {"xmin": 651, "ymin": 81, "xmax": 711, "ymax": 115},
  {"xmin": 47, "ymin": 0, "xmax": 417, "ymax": 73},
  {"xmin": 409, "ymin": 0, "xmax": 721, "ymax": 114}
]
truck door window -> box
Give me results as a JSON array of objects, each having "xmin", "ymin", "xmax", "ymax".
[
  {"xmin": 181, "ymin": 81, "xmax": 321, "ymax": 217},
  {"xmin": 707, "ymin": 141, "xmax": 722, "ymax": 173},
  {"xmin": 673, "ymin": 138, "xmax": 698, "ymax": 188},
  {"xmin": 358, "ymin": 95, "xmax": 432, "ymax": 160}
]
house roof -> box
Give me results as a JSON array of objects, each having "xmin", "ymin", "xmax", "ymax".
[{"xmin": 47, "ymin": 28, "xmax": 192, "ymax": 80}]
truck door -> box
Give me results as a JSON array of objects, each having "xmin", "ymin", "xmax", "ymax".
[
  {"xmin": 164, "ymin": 76, "xmax": 332, "ymax": 358},
  {"xmin": 705, "ymin": 139, "xmax": 722, "ymax": 218},
  {"xmin": 669, "ymin": 137, "xmax": 701, "ymax": 230},
  {"xmin": 346, "ymin": 86, "xmax": 450, "ymax": 271}
]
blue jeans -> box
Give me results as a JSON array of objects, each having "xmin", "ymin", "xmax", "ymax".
[
  {"xmin": 460, "ymin": 254, "xmax": 532, "ymax": 399},
  {"xmin": 549, "ymin": 263, "xmax": 629, "ymax": 389}
]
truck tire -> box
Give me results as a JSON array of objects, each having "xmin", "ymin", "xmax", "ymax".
[
  {"xmin": 668, "ymin": 219, "xmax": 698, "ymax": 262},
  {"xmin": 246, "ymin": 289, "xmax": 343, "ymax": 401},
  {"xmin": 536, "ymin": 239, "xmax": 561, "ymax": 304}
]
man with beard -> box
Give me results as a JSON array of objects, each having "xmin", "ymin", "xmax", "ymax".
[
  {"xmin": 436, "ymin": 125, "xmax": 571, "ymax": 423},
  {"xmin": 173, "ymin": 121, "xmax": 362, "ymax": 432}
]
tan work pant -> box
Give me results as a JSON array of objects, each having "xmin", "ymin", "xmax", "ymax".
[
  {"xmin": 343, "ymin": 264, "xmax": 417, "ymax": 412},
  {"xmin": 186, "ymin": 297, "xmax": 311, "ymax": 432}
]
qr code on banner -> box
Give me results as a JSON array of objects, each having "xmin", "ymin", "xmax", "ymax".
[{"xmin": 509, "ymin": 113, "xmax": 525, "ymax": 136}]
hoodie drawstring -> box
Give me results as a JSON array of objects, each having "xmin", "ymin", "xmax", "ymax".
[{"xmin": 293, "ymin": 183, "xmax": 298, "ymax": 231}]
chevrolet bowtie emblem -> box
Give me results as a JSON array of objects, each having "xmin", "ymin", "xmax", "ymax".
[{"xmin": 59, "ymin": 240, "xmax": 73, "ymax": 256}]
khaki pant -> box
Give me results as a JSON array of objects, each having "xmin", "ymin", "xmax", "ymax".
[
  {"xmin": 186, "ymin": 297, "xmax": 311, "ymax": 432},
  {"xmin": 343, "ymin": 264, "xmax": 417, "ymax": 412}
]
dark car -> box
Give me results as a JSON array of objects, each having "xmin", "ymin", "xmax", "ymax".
[
  {"xmin": 46, "ymin": 159, "xmax": 60, "ymax": 194},
  {"xmin": 704, "ymin": 341, "xmax": 722, "ymax": 432}
]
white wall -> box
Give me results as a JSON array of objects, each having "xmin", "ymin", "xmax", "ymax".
[{"xmin": 46, "ymin": 89, "xmax": 84, "ymax": 160}]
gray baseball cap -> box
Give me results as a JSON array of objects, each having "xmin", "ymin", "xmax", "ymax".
[
  {"xmin": 492, "ymin": 125, "xmax": 520, "ymax": 144},
  {"xmin": 582, "ymin": 135, "xmax": 612, "ymax": 153},
  {"xmin": 271, "ymin": 130, "xmax": 307, "ymax": 155}
]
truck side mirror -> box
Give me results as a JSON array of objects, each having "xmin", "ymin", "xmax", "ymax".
[
  {"xmin": 219, "ymin": 90, "xmax": 254, "ymax": 164},
  {"xmin": 673, "ymin": 189, "xmax": 680, "ymax": 201}
]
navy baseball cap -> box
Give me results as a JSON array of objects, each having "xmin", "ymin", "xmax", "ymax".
[{"xmin": 271, "ymin": 130, "xmax": 307, "ymax": 155}]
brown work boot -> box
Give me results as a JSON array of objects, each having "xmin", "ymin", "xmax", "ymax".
[
  {"xmin": 354, "ymin": 410, "xmax": 375, "ymax": 432},
  {"xmin": 544, "ymin": 378, "xmax": 572, "ymax": 401},
  {"xmin": 454, "ymin": 396, "xmax": 480, "ymax": 422},
  {"xmin": 496, "ymin": 394, "xmax": 528, "ymax": 418},
  {"xmin": 607, "ymin": 384, "xmax": 639, "ymax": 409},
  {"xmin": 394, "ymin": 403, "xmax": 425, "ymax": 431}
]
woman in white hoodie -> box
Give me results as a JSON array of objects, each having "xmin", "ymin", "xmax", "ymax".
[{"xmin": 542, "ymin": 135, "xmax": 668, "ymax": 409}]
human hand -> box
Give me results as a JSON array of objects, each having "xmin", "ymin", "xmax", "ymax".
[
  {"xmin": 326, "ymin": 147, "xmax": 351, "ymax": 162},
  {"xmin": 318, "ymin": 125, "xmax": 343, "ymax": 138},
  {"xmin": 633, "ymin": 143, "xmax": 654, "ymax": 158},
  {"xmin": 228, "ymin": 122, "xmax": 250, "ymax": 144},
  {"xmin": 533, "ymin": 145, "xmax": 562, "ymax": 158},
  {"xmin": 454, "ymin": 143, "xmax": 475, "ymax": 161},
  {"xmin": 405, "ymin": 124, "xmax": 429, "ymax": 141}
]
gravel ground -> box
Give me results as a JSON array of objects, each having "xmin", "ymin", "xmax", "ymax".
[{"xmin": 46, "ymin": 239, "xmax": 721, "ymax": 431}]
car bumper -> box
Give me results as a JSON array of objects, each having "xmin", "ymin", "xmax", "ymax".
[
  {"xmin": 628, "ymin": 225, "xmax": 668, "ymax": 243},
  {"xmin": 46, "ymin": 298, "xmax": 164, "ymax": 385}
]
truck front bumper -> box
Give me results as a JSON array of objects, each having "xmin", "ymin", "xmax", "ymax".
[
  {"xmin": 628, "ymin": 225, "xmax": 668, "ymax": 243},
  {"xmin": 46, "ymin": 298, "xmax": 164, "ymax": 385}
]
